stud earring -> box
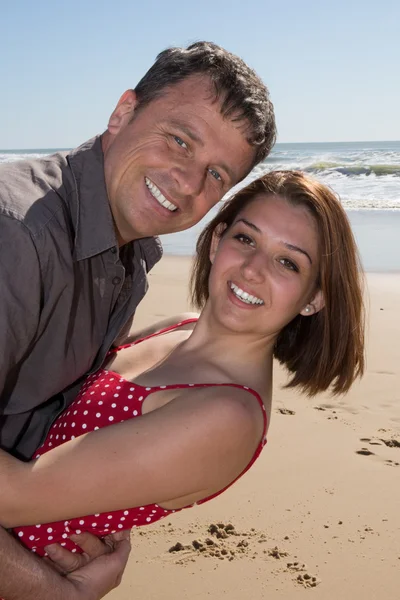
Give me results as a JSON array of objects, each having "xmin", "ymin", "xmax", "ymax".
[{"xmin": 305, "ymin": 306, "xmax": 311, "ymax": 313}]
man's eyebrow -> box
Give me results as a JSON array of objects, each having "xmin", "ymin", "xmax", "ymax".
[
  {"xmin": 235, "ymin": 218, "xmax": 313, "ymax": 264},
  {"xmin": 169, "ymin": 120, "xmax": 236, "ymax": 183},
  {"xmin": 169, "ymin": 120, "xmax": 203, "ymax": 145}
]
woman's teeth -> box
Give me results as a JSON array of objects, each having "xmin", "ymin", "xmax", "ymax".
[
  {"xmin": 145, "ymin": 177, "xmax": 178, "ymax": 212},
  {"xmin": 230, "ymin": 282, "xmax": 264, "ymax": 305}
]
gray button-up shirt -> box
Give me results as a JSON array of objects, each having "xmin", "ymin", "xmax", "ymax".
[{"xmin": 0, "ymin": 137, "xmax": 162, "ymax": 460}]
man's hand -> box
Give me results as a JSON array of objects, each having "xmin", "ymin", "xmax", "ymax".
[
  {"xmin": 43, "ymin": 531, "xmax": 132, "ymax": 599},
  {"xmin": 44, "ymin": 530, "xmax": 131, "ymax": 574}
]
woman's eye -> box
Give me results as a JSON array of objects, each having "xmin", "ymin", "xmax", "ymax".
[
  {"xmin": 173, "ymin": 136, "xmax": 188, "ymax": 149},
  {"xmin": 279, "ymin": 258, "xmax": 299, "ymax": 272},
  {"xmin": 234, "ymin": 233, "xmax": 254, "ymax": 246},
  {"xmin": 208, "ymin": 168, "xmax": 222, "ymax": 182}
]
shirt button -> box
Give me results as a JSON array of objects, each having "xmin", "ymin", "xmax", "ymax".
[{"xmin": 112, "ymin": 276, "xmax": 121, "ymax": 285}]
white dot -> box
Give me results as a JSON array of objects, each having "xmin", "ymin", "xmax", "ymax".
[
  {"xmin": 111, "ymin": 403, "xmax": 117, "ymax": 408},
  {"xmin": 146, "ymin": 517, "xmax": 151, "ymax": 522},
  {"xmin": 72, "ymin": 548, "xmax": 77, "ymax": 553},
  {"xmin": 71, "ymin": 435, "xmax": 76, "ymax": 439},
  {"xmin": 108, "ymin": 515, "xmax": 113, "ymax": 519},
  {"xmin": 18, "ymin": 532, "xmax": 24, "ymax": 537},
  {"xmin": 116, "ymin": 386, "xmax": 121, "ymax": 390},
  {"xmin": 123, "ymin": 406, "xmax": 129, "ymax": 411},
  {"xmin": 98, "ymin": 401, "xmax": 103, "ymax": 405},
  {"xmin": 29, "ymin": 535, "xmax": 35, "ymax": 540},
  {"xmin": 120, "ymin": 517, "xmax": 126, "ymax": 521},
  {"xmin": 75, "ymin": 529, "xmax": 81, "ymax": 534},
  {"xmin": 123, "ymin": 510, "xmax": 129, "ymax": 515},
  {"xmin": 129, "ymin": 387, "xmax": 135, "ymax": 391},
  {"xmin": 90, "ymin": 391, "xmax": 95, "ymax": 395},
  {"xmin": 79, "ymin": 520, "xmax": 84, "ymax": 525},
  {"xmin": 138, "ymin": 396, "xmax": 143, "ymax": 401},
  {"xmin": 118, "ymin": 524, "xmax": 123, "ymax": 528},
  {"xmin": 133, "ymin": 410, "xmax": 138, "ymax": 416},
  {"xmin": 82, "ymin": 424, "xmax": 87, "ymax": 429},
  {"xmin": 127, "ymin": 395, "xmax": 133, "ymax": 400},
  {"xmin": 105, "ymin": 384, "xmax": 109, "ymax": 388},
  {"xmin": 108, "ymin": 416, "xmax": 114, "ymax": 422},
  {"xmin": 91, "ymin": 523, "xmax": 97, "ymax": 527},
  {"xmin": 47, "ymin": 528, "xmax": 53, "ymax": 533},
  {"xmin": 94, "ymin": 427, "xmax": 99, "ymax": 431},
  {"xmin": 145, "ymin": 387, "xmax": 151, "ymax": 391},
  {"xmin": 160, "ymin": 386, "xmax": 166, "ymax": 389},
  {"xmin": 62, "ymin": 435, "xmax": 66, "ymax": 440},
  {"xmin": 83, "ymin": 410, "xmax": 88, "ymax": 415},
  {"xmin": 96, "ymin": 413, "xmax": 101, "ymax": 418},
  {"xmin": 71, "ymin": 423, "xmax": 75, "ymax": 428},
  {"xmin": 35, "ymin": 524, "xmax": 41, "ymax": 528},
  {"xmin": 61, "ymin": 542, "xmax": 66, "ymax": 546},
  {"xmin": 62, "ymin": 533, "xmax": 68, "ymax": 539},
  {"xmin": 48, "ymin": 536, "xmax": 53, "ymax": 541},
  {"xmin": 110, "ymin": 378, "xmax": 114, "ymax": 381},
  {"xmin": 139, "ymin": 507, "xmax": 145, "ymax": 511},
  {"xmin": 101, "ymin": 392, "xmax": 106, "ymax": 396}
]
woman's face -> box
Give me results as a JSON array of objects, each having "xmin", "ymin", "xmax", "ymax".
[{"xmin": 208, "ymin": 193, "xmax": 324, "ymax": 338}]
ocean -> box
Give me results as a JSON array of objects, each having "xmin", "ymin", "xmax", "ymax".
[{"xmin": 1, "ymin": 141, "xmax": 400, "ymax": 271}]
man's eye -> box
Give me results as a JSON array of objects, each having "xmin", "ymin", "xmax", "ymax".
[
  {"xmin": 279, "ymin": 258, "xmax": 299, "ymax": 272},
  {"xmin": 208, "ymin": 168, "xmax": 222, "ymax": 182},
  {"xmin": 234, "ymin": 233, "xmax": 254, "ymax": 246},
  {"xmin": 174, "ymin": 136, "xmax": 188, "ymax": 149}
]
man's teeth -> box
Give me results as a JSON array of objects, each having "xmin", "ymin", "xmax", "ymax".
[
  {"xmin": 230, "ymin": 283, "xmax": 264, "ymax": 305},
  {"xmin": 145, "ymin": 178, "xmax": 178, "ymax": 212}
]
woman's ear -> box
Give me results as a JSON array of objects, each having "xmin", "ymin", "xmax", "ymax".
[
  {"xmin": 209, "ymin": 223, "xmax": 227, "ymax": 264},
  {"xmin": 300, "ymin": 289, "xmax": 325, "ymax": 317}
]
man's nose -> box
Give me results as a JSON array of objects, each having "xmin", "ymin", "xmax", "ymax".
[{"xmin": 171, "ymin": 163, "xmax": 206, "ymax": 197}]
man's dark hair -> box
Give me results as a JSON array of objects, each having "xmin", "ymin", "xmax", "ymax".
[{"xmin": 134, "ymin": 41, "xmax": 276, "ymax": 169}]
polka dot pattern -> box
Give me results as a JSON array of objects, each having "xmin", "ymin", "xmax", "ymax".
[{"xmin": 13, "ymin": 319, "xmax": 267, "ymax": 558}]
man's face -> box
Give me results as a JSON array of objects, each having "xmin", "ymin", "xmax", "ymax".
[{"xmin": 102, "ymin": 75, "xmax": 255, "ymax": 244}]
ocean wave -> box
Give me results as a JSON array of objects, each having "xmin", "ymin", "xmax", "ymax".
[{"xmin": 305, "ymin": 162, "xmax": 400, "ymax": 177}]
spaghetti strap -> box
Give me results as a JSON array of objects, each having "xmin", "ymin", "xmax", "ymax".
[{"xmin": 109, "ymin": 318, "xmax": 199, "ymax": 355}]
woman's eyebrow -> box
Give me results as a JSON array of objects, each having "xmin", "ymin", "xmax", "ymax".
[{"xmin": 234, "ymin": 218, "xmax": 312, "ymax": 264}]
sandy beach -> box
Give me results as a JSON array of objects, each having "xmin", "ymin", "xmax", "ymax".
[{"xmin": 107, "ymin": 257, "xmax": 400, "ymax": 600}]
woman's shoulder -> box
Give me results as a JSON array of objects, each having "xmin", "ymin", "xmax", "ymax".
[{"xmin": 115, "ymin": 312, "xmax": 199, "ymax": 347}]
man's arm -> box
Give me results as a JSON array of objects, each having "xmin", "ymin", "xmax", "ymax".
[
  {"xmin": 0, "ymin": 525, "xmax": 131, "ymax": 600},
  {"xmin": 0, "ymin": 216, "xmax": 132, "ymax": 597}
]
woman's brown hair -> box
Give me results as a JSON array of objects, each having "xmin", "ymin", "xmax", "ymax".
[{"xmin": 190, "ymin": 171, "xmax": 365, "ymax": 396}]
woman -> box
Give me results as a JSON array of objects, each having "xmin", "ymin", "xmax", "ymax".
[{"xmin": 1, "ymin": 171, "xmax": 365, "ymax": 559}]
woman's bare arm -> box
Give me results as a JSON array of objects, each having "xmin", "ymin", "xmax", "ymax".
[{"xmin": 2, "ymin": 387, "xmax": 261, "ymax": 528}]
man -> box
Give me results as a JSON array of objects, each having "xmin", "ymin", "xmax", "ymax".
[{"xmin": 0, "ymin": 41, "xmax": 276, "ymax": 598}]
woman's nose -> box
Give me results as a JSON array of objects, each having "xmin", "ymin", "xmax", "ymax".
[{"xmin": 241, "ymin": 251, "xmax": 266, "ymax": 283}]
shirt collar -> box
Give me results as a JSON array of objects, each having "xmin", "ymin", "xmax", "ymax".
[{"xmin": 67, "ymin": 136, "xmax": 117, "ymax": 261}]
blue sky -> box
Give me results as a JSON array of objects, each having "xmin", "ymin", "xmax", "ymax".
[{"xmin": 1, "ymin": 0, "xmax": 399, "ymax": 148}]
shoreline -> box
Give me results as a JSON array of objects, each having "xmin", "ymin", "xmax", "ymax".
[{"xmin": 160, "ymin": 209, "xmax": 400, "ymax": 273}]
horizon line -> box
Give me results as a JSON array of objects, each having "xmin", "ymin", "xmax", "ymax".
[{"xmin": 1, "ymin": 139, "xmax": 400, "ymax": 152}]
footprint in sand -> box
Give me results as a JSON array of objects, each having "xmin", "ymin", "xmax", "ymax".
[
  {"xmin": 356, "ymin": 435, "xmax": 400, "ymax": 466},
  {"xmin": 276, "ymin": 408, "xmax": 295, "ymax": 415}
]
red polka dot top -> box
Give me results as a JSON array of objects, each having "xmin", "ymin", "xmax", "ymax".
[{"xmin": 12, "ymin": 320, "xmax": 268, "ymax": 557}]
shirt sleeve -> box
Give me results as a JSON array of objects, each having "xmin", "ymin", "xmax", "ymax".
[{"xmin": 0, "ymin": 215, "xmax": 41, "ymax": 400}]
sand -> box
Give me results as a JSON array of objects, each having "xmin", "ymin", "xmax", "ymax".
[{"xmin": 107, "ymin": 259, "xmax": 400, "ymax": 600}]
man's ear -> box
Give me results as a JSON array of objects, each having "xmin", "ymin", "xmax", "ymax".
[
  {"xmin": 107, "ymin": 90, "xmax": 138, "ymax": 136},
  {"xmin": 300, "ymin": 289, "xmax": 325, "ymax": 317},
  {"xmin": 209, "ymin": 223, "xmax": 227, "ymax": 264}
]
